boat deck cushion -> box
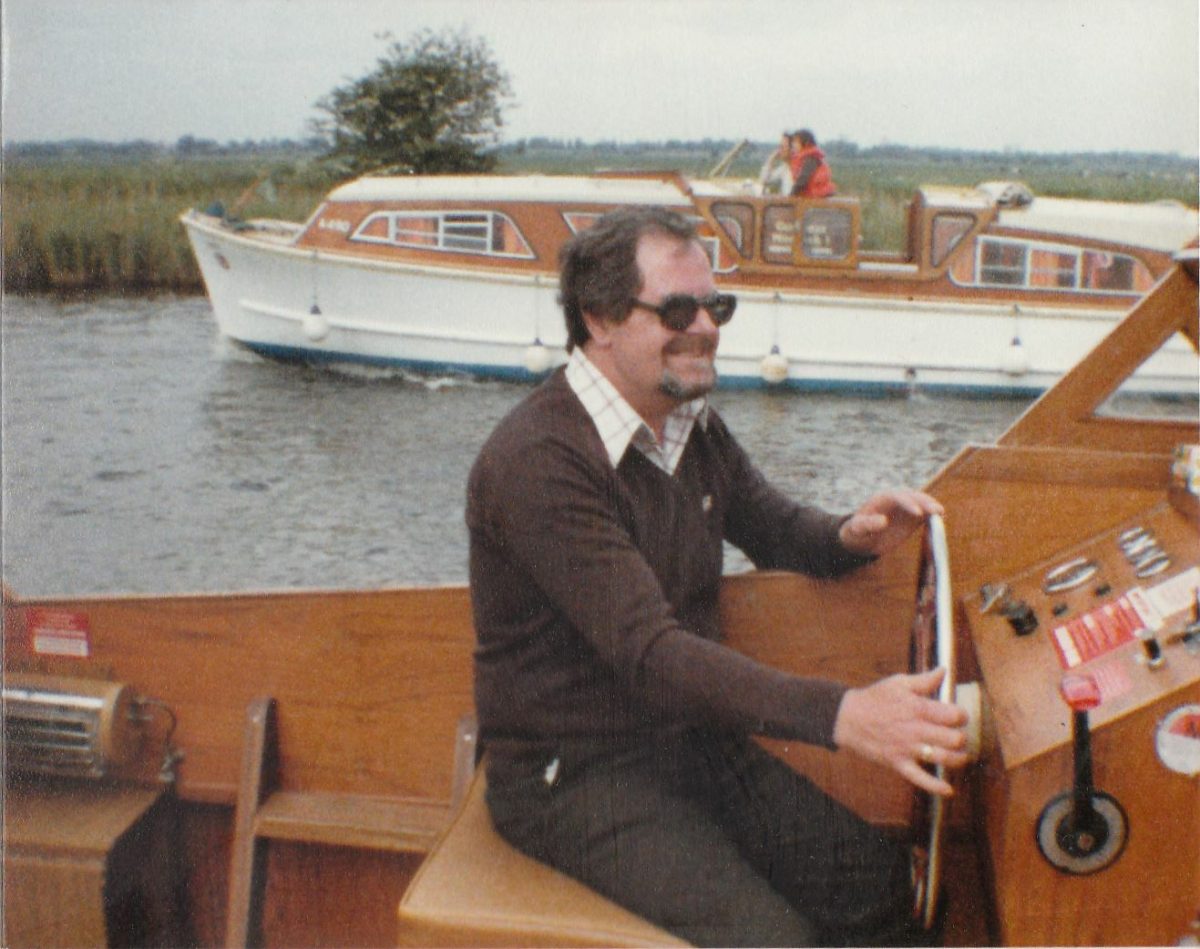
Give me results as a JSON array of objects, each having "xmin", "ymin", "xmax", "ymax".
[{"xmin": 397, "ymin": 764, "xmax": 689, "ymax": 948}]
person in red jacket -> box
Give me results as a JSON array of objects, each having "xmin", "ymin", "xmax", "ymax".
[{"xmin": 789, "ymin": 128, "xmax": 837, "ymax": 198}]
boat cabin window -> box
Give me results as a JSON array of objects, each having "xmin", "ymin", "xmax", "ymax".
[
  {"xmin": 931, "ymin": 214, "xmax": 975, "ymax": 267},
  {"xmin": 698, "ymin": 202, "xmax": 752, "ymax": 273},
  {"xmin": 762, "ymin": 206, "xmax": 795, "ymax": 263},
  {"xmin": 711, "ymin": 202, "xmax": 754, "ymax": 257},
  {"xmin": 1081, "ymin": 250, "xmax": 1151, "ymax": 292},
  {"xmin": 703, "ymin": 236, "xmax": 738, "ymax": 274},
  {"xmin": 953, "ymin": 236, "xmax": 1153, "ymax": 294},
  {"xmin": 801, "ymin": 208, "xmax": 854, "ymax": 259},
  {"xmin": 563, "ymin": 212, "xmax": 600, "ymax": 234},
  {"xmin": 352, "ymin": 210, "xmax": 535, "ymax": 259},
  {"xmin": 762, "ymin": 204, "xmax": 854, "ymax": 264},
  {"xmin": 980, "ymin": 240, "xmax": 1027, "ymax": 285}
]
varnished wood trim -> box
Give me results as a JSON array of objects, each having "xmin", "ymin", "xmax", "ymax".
[{"xmin": 930, "ymin": 443, "xmax": 1176, "ymax": 490}]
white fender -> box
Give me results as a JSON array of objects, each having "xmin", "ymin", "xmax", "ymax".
[
  {"xmin": 1002, "ymin": 337, "xmax": 1030, "ymax": 376},
  {"xmin": 760, "ymin": 347, "xmax": 789, "ymax": 384},
  {"xmin": 302, "ymin": 308, "xmax": 329, "ymax": 342},
  {"xmin": 523, "ymin": 341, "xmax": 552, "ymax": 375}
]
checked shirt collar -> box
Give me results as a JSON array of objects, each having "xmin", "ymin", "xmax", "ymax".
[{"xmin": 565, "ymin": 348, "xmax": 708, "ymax": 476}]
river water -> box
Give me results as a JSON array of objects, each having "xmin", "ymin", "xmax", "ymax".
[{"xmin": 1, "ymin": 295, "xmax": 1055, "ymax": 597}]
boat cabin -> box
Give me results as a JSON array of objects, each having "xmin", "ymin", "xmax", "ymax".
[
  {"xmin": 691, "ymin": 182, "xmax": 1168, "ymax": 295},
  {"xmin": 288, "ymin": 173, "xmax": 1186, "ymax": 304}
]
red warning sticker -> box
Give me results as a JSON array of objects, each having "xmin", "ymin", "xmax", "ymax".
[
  {"xmin": 26, "ymin": 608, "xmax": 91, "ymax": 658},
  {"xmin": 1050, "ymin": 596, "xmax": 1145, "ymax": 669}
]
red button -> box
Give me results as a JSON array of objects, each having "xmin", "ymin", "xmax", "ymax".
[{"xmin": 1060, "ymin": 673, "xmax": 1102, "ymax": 711}]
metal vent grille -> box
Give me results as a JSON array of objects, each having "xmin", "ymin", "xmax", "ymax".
[
  {"xmin": 4, "ymin": 675, "xmax": 137, "ymax": 779},
  {"xmin": 6, "ymin": 688, "xmax": 106, "ymax": 777}
]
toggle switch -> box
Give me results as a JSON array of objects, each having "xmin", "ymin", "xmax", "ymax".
[
  {"xmin": 979, "ymin": 583, "xmax": 1039, "ymax": 635},
  {"xmin": 1138, "ymin": 631, "xmax": 1165, "ymax": 669},
  {"xmin": 979, "ymin": 583, "xmax": 1010, "ymax": 614},
  {"xmin": 1002, "ymin": 599, "xmax": 1039, "ymax": 636}
]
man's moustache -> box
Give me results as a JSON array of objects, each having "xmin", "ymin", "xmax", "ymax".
[{"xmin": 665, "ymin": 338, "xmax": 716, "ymax": 356}]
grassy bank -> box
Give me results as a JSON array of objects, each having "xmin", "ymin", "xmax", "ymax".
[{"xmin": 4, "ymin": 145, "xmax": 1196, "ymax": 294}]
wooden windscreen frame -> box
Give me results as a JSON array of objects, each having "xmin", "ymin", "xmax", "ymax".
[{"xmin": 998, "ymin": 256, "xmax": 1199, "ymax": 454}]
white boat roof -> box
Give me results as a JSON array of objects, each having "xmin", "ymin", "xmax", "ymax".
[
  {"xmin": 922, "ymin": 182, "xmax": 1198, "ymax": 252},
  {"xmin": 327, "ymin": 174, "xmax": 702, "ymax": 207},
  {"xmin": 996, "ymin": 196, "xmax": 1198, "ymax": 252}
]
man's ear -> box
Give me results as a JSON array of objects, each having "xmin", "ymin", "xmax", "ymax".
[{"xmin": 582, "ymin": 311, "xmax": 613, "ymax": 347}]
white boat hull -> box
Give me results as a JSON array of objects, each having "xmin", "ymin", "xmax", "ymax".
[{"xmin": 183, "ymin": 211, "xmax": 1197, "ymax": 397}]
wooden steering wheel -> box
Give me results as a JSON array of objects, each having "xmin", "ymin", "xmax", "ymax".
[{"xmin": 908, "ymin": 513, "xmax": 955, "ymax": 931}]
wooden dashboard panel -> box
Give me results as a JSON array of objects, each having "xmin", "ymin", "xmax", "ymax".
[{"xmin": 962, "ymin": 499, "xmax": 1199, "ymax": 946}]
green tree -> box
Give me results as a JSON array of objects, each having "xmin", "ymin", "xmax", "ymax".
[{"xmin": 313, "ymin": 28, "xmax": 513, "ymax": 176}]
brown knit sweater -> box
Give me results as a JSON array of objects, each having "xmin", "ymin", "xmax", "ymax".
[{"xmin": 466, "ymin": 370, "xmax": 872, "ymax": 750}]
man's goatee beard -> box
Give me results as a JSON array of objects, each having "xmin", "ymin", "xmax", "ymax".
[{"xmin": 659, "ymin": 368, "xmax": 717, "ymax": 401}]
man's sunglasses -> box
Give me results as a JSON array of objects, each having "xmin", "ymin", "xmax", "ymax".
[{"xmin": 628, "ymin": 292, "xmax": 738, "ymax": 331}]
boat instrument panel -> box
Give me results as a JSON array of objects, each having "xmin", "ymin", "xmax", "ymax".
[{"xmin": 961, "ymin": 492, "xmax": 1199, "ymax": 945}]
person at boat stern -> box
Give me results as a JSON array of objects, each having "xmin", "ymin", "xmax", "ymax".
[
  {"xmin": 790, "ymin": 128, "xmax": 837, "ymax": 198},
  {"xmin": 466, "ymin": 206, "xmax": 966, "ymax": 947}
]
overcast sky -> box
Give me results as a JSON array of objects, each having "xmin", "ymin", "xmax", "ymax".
[{"xmin": 3, "ymin": 0, "xmax": 1197, "ymax": 155}]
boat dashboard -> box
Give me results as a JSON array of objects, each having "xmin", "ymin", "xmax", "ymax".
[{"xmin": 958, "ymin": 485, "xmax": 1199, "ymax": 945}]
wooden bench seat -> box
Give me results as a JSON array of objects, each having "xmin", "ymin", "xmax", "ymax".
[
  {"xmin": 397, "ymin": 763, "xmax": 688, "ymax": 948},
  {"xmin": 253, "ymin": 790, "xmax": 448, "ymax": 853}
]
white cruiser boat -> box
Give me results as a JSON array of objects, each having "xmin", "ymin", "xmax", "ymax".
[{"xmin": 181, "ymin": 172, "xmax": 1198, "ymax": 395}]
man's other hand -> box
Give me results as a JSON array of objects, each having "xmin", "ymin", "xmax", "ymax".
[
  {"xmin": 839, "ymin": 489, "xmax": 943, "ymax": 556},
  {"xmin": 832, "ymin": 668, "xmax": 968, "ymax": 797}
]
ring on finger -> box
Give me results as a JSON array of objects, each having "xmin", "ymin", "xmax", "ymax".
[{"xmin": 918, "ymin": 743, "xmax": 936, "ymax": 763}]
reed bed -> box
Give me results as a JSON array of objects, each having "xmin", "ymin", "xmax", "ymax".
[
  {"xmin": 3, "ymin": 159, "xmax": 334, "ymax": 293},
  {"xmin": 4, "ymin": 149, "xmax": 1195, "ymax": 294}
]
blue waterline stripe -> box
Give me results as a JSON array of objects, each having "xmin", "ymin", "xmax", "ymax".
[{"xmin": 235, "ymin": 339, "xmax": 1190, "ymax": 401}]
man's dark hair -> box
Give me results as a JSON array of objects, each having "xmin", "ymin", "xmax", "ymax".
[
  {"xmin": 794, "ymin": 128, "xmax": 817, "ymax": 148},
  {"xmin": 558, "ymin": 206, "xmax": 698, "ymax": 351}
]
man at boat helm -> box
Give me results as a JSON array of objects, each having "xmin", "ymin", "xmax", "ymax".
[
  {"xmin": 758, "ymin": 130, "xmax": 796, "ymax": 194},
  {"xmin": 467, "ymin": 207, "xmax": 967, "ymax": 947}
]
